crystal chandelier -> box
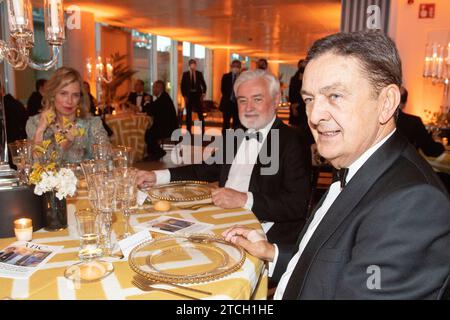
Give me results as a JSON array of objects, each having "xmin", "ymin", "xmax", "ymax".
[
  {"xmin": 86, "ymin": 56, "xmax": 114, "ymax": 84},
  {"xmin": 0, "ymin": 0, "xmax": 65, "ymax": 71},
  {"xmin": 423, "ymin": 41, "xmax": 450, "ymax": 128}
]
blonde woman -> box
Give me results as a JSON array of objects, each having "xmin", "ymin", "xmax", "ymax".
[{"xmin": 26, "ymin": 67, "xmax": 110, "ymax": 163}]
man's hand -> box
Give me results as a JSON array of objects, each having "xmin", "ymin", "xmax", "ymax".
[
  {"xmin": 222, "ymin": 226, "xmax": 275, "ymax": 261},
  {"xmin": 136, "ymin": 170, "xmax": 157, "ymax": 189},
  {"xmin": 211, "ymin": 188, "xmax": 247, "ymax": 208}
]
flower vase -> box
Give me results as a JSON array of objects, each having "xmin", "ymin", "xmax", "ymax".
[{"xmin": 42, "ymin": 191, "xmax": 68, "ymax": 231}]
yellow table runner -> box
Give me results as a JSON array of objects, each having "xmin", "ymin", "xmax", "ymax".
[{"xmin": 0, "ymin": 190, "xmax": 267, "ymax": 300}]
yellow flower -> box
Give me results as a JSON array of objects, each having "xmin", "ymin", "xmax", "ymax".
[
  {"xmin": 62, "ymin": 117, "xmax": 73, "ymax": 129},
  {"xmin": 42, "ymin": 139, "xmax": 51, "ymax": 149},
  {"xmin": 55, "ymin": 133, "xmax": 67, "ymax": 144},
  {"xmin": 50, "ymin": 151, "xmax": 58, "ymax": 162},
  {"xmin": 29, "ymin": 164, "xmax": 44, "ymax": 184},
  {"xmin": 45, "ymin": 112, "xmax": 56, "ymax": 125},
  {"xmin": 33, "ymin": 139, "xmax": 52, "ymax": 154},
  {"xmin": 78, "ymin": 127, "xmax": 86, "ymax": 136},
  {"xmin": 44, "ymin": 162, "xmax": 56, "ymax": 172}
]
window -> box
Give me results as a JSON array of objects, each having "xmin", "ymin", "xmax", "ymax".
[
  {"xmin": 156, "ymin": 35, "xmax": 172, "ymax": 95},
  {"xmin": 131, "ymin": 30, "xmax": 152, "ymax": 92}
]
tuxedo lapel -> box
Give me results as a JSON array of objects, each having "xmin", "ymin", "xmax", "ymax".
[
  {"xmin": 283, "ymin": 132, "xmax": 408, "ymax": 299},
  {"xmin": 219, "ymin": 133, "xmax": 241, "ymax": 186},
  {"xmin": 248, "ymin": 118, "xmax": 283, "ymax": 192}
]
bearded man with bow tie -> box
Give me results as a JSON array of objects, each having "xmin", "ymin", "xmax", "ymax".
[{"xmin": 137, "ymin": 70, "xmax": 312, "ymax": 245}]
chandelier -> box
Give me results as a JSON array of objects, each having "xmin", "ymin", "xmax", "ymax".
[
  {"xmin": 0, "ymin": 0, "xmax": 65, "ymax": 71},
  {"xmin": 423, "ymin": 41, "xmax": 450, "ymax": 127},
  {"xmin": 86, "ymin": 56, "xmax": 114, "ymax": 84}
]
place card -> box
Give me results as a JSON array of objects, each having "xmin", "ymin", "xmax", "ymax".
[
  {"xmin": 118, "ymin": 230, "xmax": 152, "ymax": 260},
  {"xmin": 137, "ymin": 190, "xmax": 149, "ymax": 206}
]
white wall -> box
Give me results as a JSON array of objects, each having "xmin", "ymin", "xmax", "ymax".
[{"xmin": 389, "ymin": 0, "xmax": 450, "ymax": 119}]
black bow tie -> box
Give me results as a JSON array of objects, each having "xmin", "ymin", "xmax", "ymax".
[
  {"xmin": 332, "ymin": 168, "xmax": 349, "ymax": 189},
  {"xmin": 245, "ymin": 131, "xmax": 262, "ymax": 142}
]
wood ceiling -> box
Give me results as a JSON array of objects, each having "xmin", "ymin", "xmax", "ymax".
[{"xmin": 65, "ymin": 0, "xmax": 341, "ymax": 64}]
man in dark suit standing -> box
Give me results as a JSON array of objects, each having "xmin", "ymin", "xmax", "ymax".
[
  {"xmin": 220, "ymin": 60, "xmax": 242, "ymax": 132},
  {"xmin": 137, "ymin": 70, "xmax": 311, "ymax": 245},
  {"xmin": 144, "ymin": 80, "xmax": 179, "ymax": 160},
  {"xmin": 397, "ymin": 87, "xmax": 444, "ymax": 157},
  {"xmin": 0, "ymin": 82, "xmax": 28, "ymax": 143},
  {"xmin": 127, "ymin": 79, "xmax": 152, "ymax": 113},
  {"xmin": 180, "ymin": 59, "xmax": 207, "ymax": 134},
  {"xmin": 223, "ymin": 31, "xmax": 450, "ymax": 299},
  {"xmin": 26, "ymin": 79, "xmax": 47, "ymax": 117},
  {"xmin": 288, "ymin": 59, "xmax": 314, "ymax": 145}
]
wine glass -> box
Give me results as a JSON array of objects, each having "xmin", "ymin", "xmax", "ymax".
[
  {"xmin": 92, "ymin": 171, "xmax": 116, "ymax": 256},
  {"xmin": 112, "ymin": 145, "xmax": 132, "ymax": 168},
  {"xmin": 8, "ymin": 140, "xmax": 33, "ymax": 184},
  {"xmin": 114, "ymin": 167, "xmax": 138, "ymax": 239}
]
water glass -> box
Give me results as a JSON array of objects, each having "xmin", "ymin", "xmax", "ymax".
[
  {"xmin": 75, "ymin": 208, "xmax": 102, "ymax": 261},
  {"xmin": 92, "ymin": 143, "xmax": 112, "ymax": 161}
]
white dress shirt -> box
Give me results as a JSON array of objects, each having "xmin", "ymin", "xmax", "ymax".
[
  {"xmin": 136, "ymin": 92, "xmax": 143, "ymax": 111},
  {"xmin": 153, "ymin": 116, "xmax": 277, "ymax": 212},
  {"xmin": 272, "ymin": 129, "xmax": 396, "ymax": 300}
]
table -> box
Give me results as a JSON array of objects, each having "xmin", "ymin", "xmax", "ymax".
[
  {"xmin": 425, "ymin": 147, "xmax": 450, "ymax": 175},
  {"xmin": 105, "ymin": 113, "xmax": 153, "ymax": 163},
  {"xmin": 0, "ymin": 187, "xmax": 267, "ymax": 300}
]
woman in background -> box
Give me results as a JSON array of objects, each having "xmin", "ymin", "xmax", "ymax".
[{"xmin": 26, "ymin": 67, "xmax": 110, "ymax": 163}]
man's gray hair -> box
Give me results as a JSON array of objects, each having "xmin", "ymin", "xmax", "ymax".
[{"xmin": 233, "ymin": 69, "xmax": 280, "ymax": 99}]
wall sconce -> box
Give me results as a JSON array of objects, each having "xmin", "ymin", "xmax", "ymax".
[
  {"xmin": 0, "ymin": 0, "xmax": 65, "ymax": 71},
  {"xmin": 423, "ymin": 41, "xmax": 450, "ymax": 127}
]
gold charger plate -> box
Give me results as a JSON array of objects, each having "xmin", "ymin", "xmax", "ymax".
[
  {"xmin": 149, "ymin": 181, "xmax": 212, "ymax": 202},
  {"xmin": 128, "ymin": 234, "xmax": 246, "ymax": 284}
]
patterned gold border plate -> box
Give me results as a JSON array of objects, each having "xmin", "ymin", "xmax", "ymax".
[
  {"xmin": 149, "ymin": 180, "xmax": 212, "ymax": 202},
  {"xmin": 128, "ymin": 234, "xmax": 246, "ymax": 284}
]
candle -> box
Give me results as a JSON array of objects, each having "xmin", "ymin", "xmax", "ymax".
[
  {"xmin": 50, "ymin": 0, "xmax": 60, "ymax": 32},
  {"xmin": 12, "ymin": 0, "xmax": 25, "ymax": 25},
  {"xmin": 14, "ymin": 218, "xmax": 33, "ymax": 241},
  {"xmin": 106, "ymin": 61, "xmax": 113, "ymax": 80}
]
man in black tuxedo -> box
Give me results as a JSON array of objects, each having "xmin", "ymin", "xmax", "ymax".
[
  {"xmin": 220, "ymin": 60, "xmax": 242, "ymax": 132},
  {"xmin": 127, "ymin": 79, "xmax": 152, "ymax": 113},
  {"xmin": 26, "ymin": 79, "xmax": 46, "ymax": 117},
  {"xmin": 137, "ymin": 70, "xmax": 311, "ymax": 245},
  {"xmin": 397, "ymin": 87, "xmax": 444, "ymax": 157},
  {"xmin": 180, "ymin": 59, "xmax": 207, "ymax": 134},
  {"xmin": 0, "ymin": 82, "xmax": 28, "ymax": 143},
  {"xmin": 223, "ymin": 31, "xmax": 450, "ymax": 299},
  {"xmin": 144, "ymin": 80, "xmax": 179, "ymax": 160},
  {"xmin": 288, "ymin": 59, "xmax": 314, "ymax": 145}
]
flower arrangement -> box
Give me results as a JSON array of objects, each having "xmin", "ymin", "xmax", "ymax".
[{"xmin": 28, "ymin": 114, "xmax": 84, "ymax": 200}]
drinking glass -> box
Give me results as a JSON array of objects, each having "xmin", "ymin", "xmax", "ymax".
[
  {"xmin": 112, "ymin": 145, "xmax": 132, "ymax": 168},
  {"xmin": 114, "ymin": 167, "xmax": 138, "ymax": 239},
  {"xmin": 92, "ymin": 172, "xmax": 116, "ymax": 256},
  {"xmin": 64, "ymin": 208, "xmax": 114, "ymax": 283},
  {"xmin": 8, "ymin": 140, "xmax": 33, "ymax": 184},
  {"xmin": 74, "ymin": 208, "xmax": 102, "ymax": 260},
  {"xmin": 80, "ymin": 160, "xmax": 108, "ymax": 210},
  {"xmin": 92, "ymin": 143, "xmax": 112, "ymax": 162}
]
